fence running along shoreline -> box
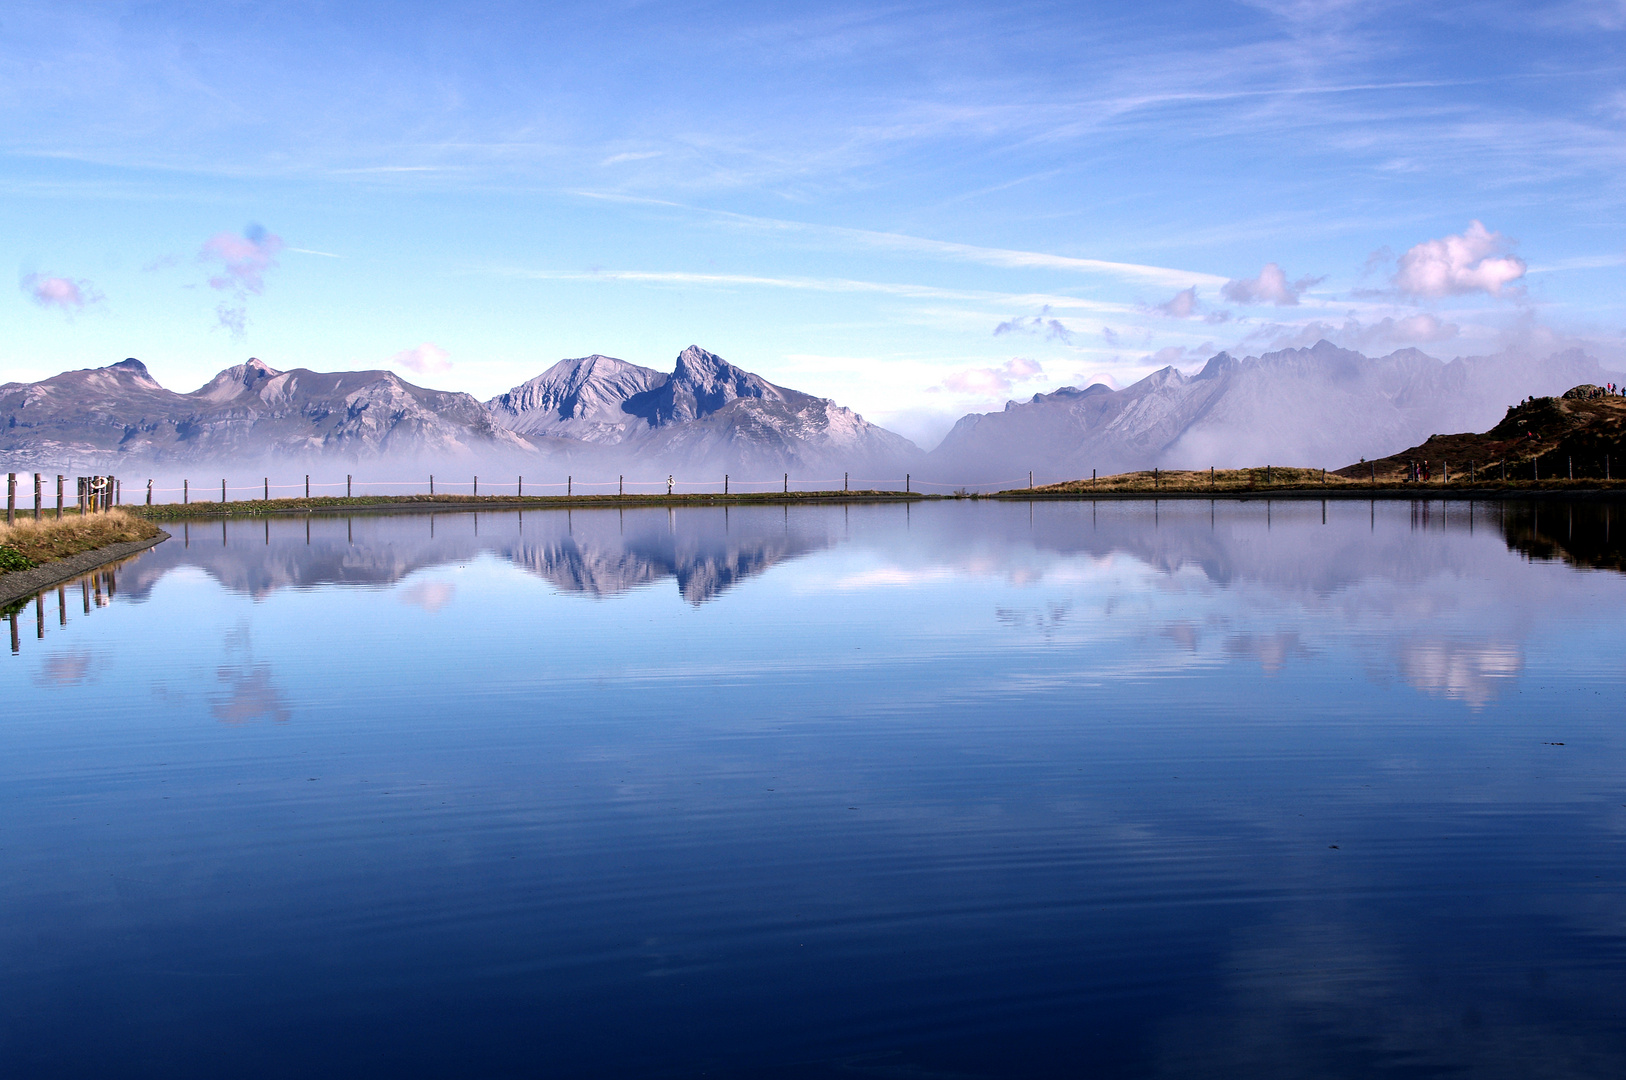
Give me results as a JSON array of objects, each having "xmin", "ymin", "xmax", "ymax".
[{"xmin": 15, "ymin": 461, "xmax": 1626, "ymax": 523}]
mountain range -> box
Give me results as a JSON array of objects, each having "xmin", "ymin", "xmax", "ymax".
[{"xmin": 3, "ymin": 340, "xmax": 1621, "ymax": 485}]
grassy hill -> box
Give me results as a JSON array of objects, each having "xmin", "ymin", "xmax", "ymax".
[{"xmin": 1334, "ymin": 386, "xmax": 1626, "ymax": 482}]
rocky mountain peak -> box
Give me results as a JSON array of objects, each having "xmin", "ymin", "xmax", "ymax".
[{"xmin": 193, "ymin": 356, "xmax": 286, "ymax": 403}]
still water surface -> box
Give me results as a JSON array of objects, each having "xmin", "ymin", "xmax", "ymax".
[{"xmin": 5, "ymin": 499, "xmax": 1626, "ymax": 1078}]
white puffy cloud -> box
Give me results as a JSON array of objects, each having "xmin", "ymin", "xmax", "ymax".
[
  {"xmin": 994, "ymin": 310, "xmax": 1074, "ymax": 343},
  {"xmin": 1221, "ymin": 263, "xmax": 1320, "ymax": 306},
  {"xmin": 940, "ymin": 357, "xmax": 1044, "ymax": 394},
  {"xmin": 22, "ymin": 273, "xmax": 99, "ymax": 311},
  {"xmin": 1155, "ymin": 286, "xmax": 1198, "ymax": 317},
  {"xmin": 201, "ymin": 224, "xmax": 284, "ymax": 294},
  {"xmin": 1394, "ymin": 221, "xmax": 1526, "ymax": 298},
  {"xmin": 391, "ymin": 342, "xmax": 452, "ymax": 374}
]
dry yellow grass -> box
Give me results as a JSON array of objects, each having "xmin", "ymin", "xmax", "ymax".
[
  {"xmin": 0, "ymin": 509, "xmax": 160, "ymax": 570},
  {"xmin": 1033, "ymin": 467, "xmax": 1363, "ymax": 494}
]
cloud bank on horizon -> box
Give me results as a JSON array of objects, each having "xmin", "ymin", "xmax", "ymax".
[{"xmin": 3, "ymin": 0, "xmax": 1624, "ymax": 446}]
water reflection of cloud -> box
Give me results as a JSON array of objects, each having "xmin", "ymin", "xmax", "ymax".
[
  {"xmin": 33, "ymin": 650, "xmax": 95, "ymax": 686},
  {"xmin": 400, "ymin": 579, "xmax": 456, "ymax": 614},
  {"xmin": 1225, "ymin": 631, "xmax": 1309, "ymax": 675},
  {"xmin": 1396, "ymin": 640, "xmax": 1521, "ymax": 709},
  {"xmin": 1153, "ymin": 916, "xmax": 1626, "ymax": 1079},
  {"xmin": 210, "ymin": 625, "xmax": 291, "ymax": 724}
]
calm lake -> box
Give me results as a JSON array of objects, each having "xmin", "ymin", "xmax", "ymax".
[{"xmin": 5, "ymin": 498, "xmax": 1626, "ymax": 1078}]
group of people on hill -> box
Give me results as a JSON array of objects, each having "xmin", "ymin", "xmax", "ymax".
[{"xmin": 1404, "ymin": 461, "xmax": 1432, "ymax": 482}]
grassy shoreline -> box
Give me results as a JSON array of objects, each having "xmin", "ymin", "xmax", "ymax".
[{"xmin": 0, "ymin": 509, "xmax": 163, "ymax": 574}]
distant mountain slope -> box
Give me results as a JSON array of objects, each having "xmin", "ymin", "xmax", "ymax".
[
  {"xmin": 485, "ymin": 345, "xmax": 920, "ymax": 476},
  {"xmin": 926, "ymin": 340, "xmax": 1625, "ymax": 483},
  {"xmin": 1, "ymin": 346, "xmax": 920, "ymax": 479},
  {"xmin": 0, "ymin": 356, "xmax": 527, "ymax": 469}
]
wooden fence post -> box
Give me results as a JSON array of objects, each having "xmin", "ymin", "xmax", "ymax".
[
  {"xmin": 783, "ymin": 473, "xmax": 788, "ymax": 494},
  {"xmin": 305, "ymin": 475, "xmax": 310, "ymax": 498},
  {"xmin": 184, "ymin": 479, "xmax": 188, "ymax": 505},
  {"xmin": 222, "ymin": 479, "xmax": 227, "ymax": 504},
  {"xmin": 906, "ymin": 473, "xmax": 910, "ymax": 493},
  {"xmin": 6, "ymin": 473, "xmax": 13, "ymax": 524},
  {"xmin": 33, "ymin": 473, "xmax": 41, "ymax": 519},
  {"xmin": 347, "ymin": 475, "xmax": 352, "ymax": 498},
  {"xmin": 59, "ymin": 475, "xmax": 66, "ymax": 518}
]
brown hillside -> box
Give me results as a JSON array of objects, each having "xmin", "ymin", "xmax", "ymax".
[{"xmin": 1334, "ymin": 386, "xmax": 1626, "ymax": 482}]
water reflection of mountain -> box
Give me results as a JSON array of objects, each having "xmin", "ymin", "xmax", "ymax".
[{"xmin": 119, "ymin": 506, "xmax": 835, "ymax": 604}]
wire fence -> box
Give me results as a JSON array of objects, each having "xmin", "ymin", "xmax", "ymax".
[{"xmin": 119, "ymin": 471, "xmax": 1048, "ymax": 505}]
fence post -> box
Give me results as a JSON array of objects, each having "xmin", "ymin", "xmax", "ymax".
[
  {"xmin": 474, "ymin": 475, "xmax": 478, "ymax": 496},
  {"xmin": 619, "ymin": 475, "xmax": 623, "ymax": 497},
  {"xmin": 305, "ymin": 475, "xmax": 309, "ymax": 498},
  {"xmin": 668, "ymin": 475, "xmax": 674, "ymax": 496},
  {"xmin": 347, "ymin": 475, "xmax": 352, "ymax": 498},
  {"xmin": 264, "ymin": 477, "xmax": 269, "ymax": 500},
  {"xmin": 844, "ymin": 472, "xmax": 848, "ymax": 492},
  {"xmin": 430, "ymin": 474, "xmax": 434, "ymax": 496},
  {"xmin": 1029, "ymin": 471, "xmax": 1033, "ymax": 489},
  {"xmin": 1569, "ymin": 457, "xmax": 1573, "ymax": 481},
  {"xmin": 906, "ymin": 473, "xmax": 910, "ymax": 494},
  {"xmin": 60, "ymin": 475, "xmax": 66, "ymax": 518},
  {"xmin": 6, "ymin": 473, "xmax": 13, "ymax": 524},
  {"xmin": 518, "ymin": 476, "xmax": 523, "ymax": 497},
  {"xmin": 115, "ymin": 477, "xmax": 120, "ymax": 506},
  {"xmin": 33, "ymin": 473, "xmax": 41, "ymax": 520},
  {"xmin": 724, "ymin": 474, "xmax": 729, "ymax": 495},
  {"xmin": 783, "ymin": 473, "xmax": 788, "ymax": 494},
  {"xmin": 568, "ymin": 475, "xmax": 572, "ymax": 496},
  {"xmin": 184, "ymin": 479, "xmax": 189, "ymax": 505},
  {"xmin": 222, "ymin": 479, "xmax": 227, "ymax": 504}
]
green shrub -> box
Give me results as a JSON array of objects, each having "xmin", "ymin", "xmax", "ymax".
[{"xmin": 0, "ymin": 545, "xmax": 35, "ymax": 573}]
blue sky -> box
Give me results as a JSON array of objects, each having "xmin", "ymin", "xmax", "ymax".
[{"xmin": 5, "ymin": 0, "xmax": 1625, "ymax": 446}]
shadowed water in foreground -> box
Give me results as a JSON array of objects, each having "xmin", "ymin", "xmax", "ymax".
[{"xmin": 5, "ymin": 499, "xmax": 1626, "ymax": 1078}]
